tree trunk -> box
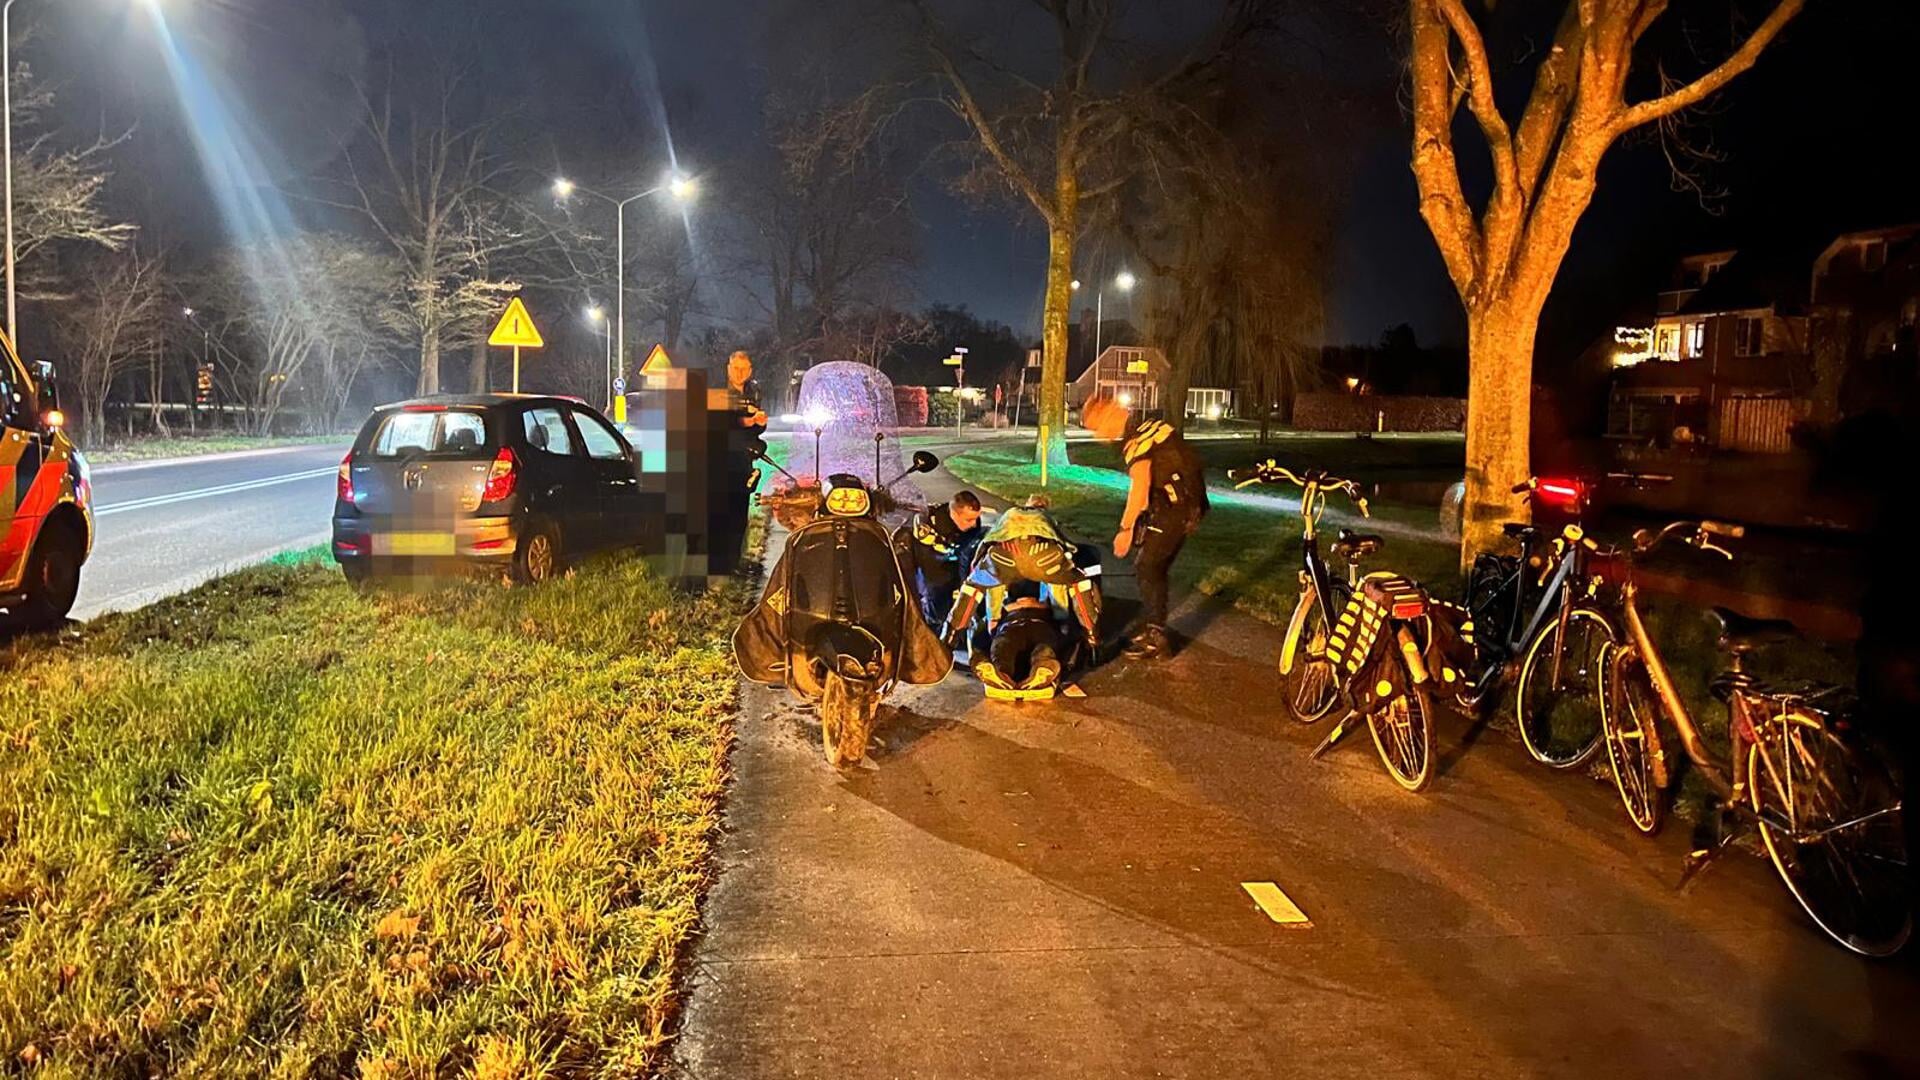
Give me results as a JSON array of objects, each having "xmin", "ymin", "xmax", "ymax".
[
  {"xmin": 469, "ymin": 337, "xmax": 488, "ymax": 393},
  {"xmin": 1035, "ymin": 183, "xmax": 1076, "ymax": 469},
  {"xmin": 417, "ymin": 328, "xmax": 441, "ymax": 396},
  {"xmin": 1460, "ymin": 299, "xmax": 1539, "ymax": 570}
]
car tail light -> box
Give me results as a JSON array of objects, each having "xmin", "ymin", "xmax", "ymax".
[
  {"xmin": 481, "ymin": 447, "xmax": 518, "ymax": 503},
  {"xmin": 1536, "ymin": 478, "xmax": 1584, "ymax": 512},
  {"xmin": 337, "ymin": 453, "xmax": 355, "ymax": 505}
]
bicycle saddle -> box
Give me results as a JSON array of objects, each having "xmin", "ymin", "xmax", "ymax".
[
  {"xmin": 1334, "ymin": 529, "xmax": 1385, "ymax": 561},
  {"xmin": 1711, "ymin": 606, "xmax": 1800, "ymax": 653}
]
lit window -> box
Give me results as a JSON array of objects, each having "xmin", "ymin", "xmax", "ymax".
[
  {"xmin": 1734, "ymin": 317, "xmax": 1763, "ymax": 357},
  {"xmin": 1654, "ymin": 326, "xmax": 1679, "ymax": 359},
  {"xmin": 1684, "ymin": 322, "xmax": 1706, "ymax": 359}
]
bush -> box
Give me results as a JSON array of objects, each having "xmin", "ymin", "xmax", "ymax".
[{"xmin": 927, "ymin": 392, "xmax": 958, "ymax": 428}]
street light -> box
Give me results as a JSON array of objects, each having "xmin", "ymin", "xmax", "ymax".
[
  {"xmin": 586, "ymin": 304, "xmax": 612, "ymax": 405},
  {"xmin": 551, "ymin": 170, "xmax": 699, "ymax": 387},
  {"xmin": 1084, "ymin": 269, "xmax": 1139, "ymax": 369}
]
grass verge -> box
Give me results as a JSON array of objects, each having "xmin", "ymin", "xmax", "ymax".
[
  {"xmin": 84, "ymin": 434, "xmax": 346, "ymax": 466},
  {"xmin": 2, "ymin": 553, "xmax": 749, "ymax": 1075}
]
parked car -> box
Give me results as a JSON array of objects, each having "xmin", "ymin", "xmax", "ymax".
[{"xmin": 332, "ymin": 395, "xmax": 652, "ymax": 584}]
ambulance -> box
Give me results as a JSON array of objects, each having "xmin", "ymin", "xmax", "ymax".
[{"xmin": 1, "ymin": 327, "xmax": 92, "ymax": 627}]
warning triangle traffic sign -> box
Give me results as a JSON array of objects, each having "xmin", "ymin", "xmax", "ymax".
[
  {"xmin": 640, "ymin": 343, "xmax": 672, "ymax": 375},
  {"xmin": 488, "ymin": 297, "xmax": 545, "ymax": 349}
]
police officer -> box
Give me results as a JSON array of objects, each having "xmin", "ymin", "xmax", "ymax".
[
  {"xmin": 944, "ymin": 495, "xmax": 1101, "ymax": 656},
  {"xmin": 1112, "ymin": 419, "xmax": 1208, "ymax": 659},
  {"xmin": 894, "ymin": 490, "xmax": 985, "ymax": 627},
  {"xmin": 714, "ymin": 351, "xmax": 769, "ymax": 573}
]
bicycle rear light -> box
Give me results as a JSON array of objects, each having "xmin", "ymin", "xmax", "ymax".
[{"xmin": 1536, "ymin": 477, "xmax": 1585, "ymax": 511}]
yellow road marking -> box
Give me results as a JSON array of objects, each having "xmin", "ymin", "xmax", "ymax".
[{"xmin": 1241, "ymin": 881, "xmax": 1312, "ymax": 928}]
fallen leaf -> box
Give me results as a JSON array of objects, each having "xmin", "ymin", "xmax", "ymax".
[{"xmin": 374, "ymin": 909, "xmax": 419, "ymax": 941}]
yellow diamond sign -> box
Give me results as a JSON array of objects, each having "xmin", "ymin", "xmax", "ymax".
[
  {"xmin": 640, "ymin": 343, "xmax": 672, "ymax": 375},
  {"xmin": 488, "ymin": 297, "xmax": 545, "ymax": 349}
]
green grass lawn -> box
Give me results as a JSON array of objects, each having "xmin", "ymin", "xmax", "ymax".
[
  {"xmin": 944, "ymin": 443, "xmax": 1463, "ymax": 627},
  {"xmin": 84, "ymin": 434, "xmax": 347, "ymax": 466},
  {"xmin": 1, "ymin": 554, "xmax": 748, "ymax": 1075}
]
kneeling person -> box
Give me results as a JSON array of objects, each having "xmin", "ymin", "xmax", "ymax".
[
  {"xmin": 894, "ymin": 491, "xmax": 985, "ymax": 627},
  {"xmin": 974, "ymin": 581, "xmax": 1067, "ymax": 692}
]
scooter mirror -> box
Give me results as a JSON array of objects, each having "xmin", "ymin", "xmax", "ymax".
[{"xmin": 910, "ymin": 450, "xmax": 940, "ymax": 474}]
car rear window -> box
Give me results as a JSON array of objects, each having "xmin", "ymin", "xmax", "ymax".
[{"xmin": 368, "ymin": 410, "xmax": 491, "ymax": 458}]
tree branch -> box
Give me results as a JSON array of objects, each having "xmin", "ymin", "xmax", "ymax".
[{"xmin": 1612, "ymin": 0, "xmax": 1804, "ymax": 133}]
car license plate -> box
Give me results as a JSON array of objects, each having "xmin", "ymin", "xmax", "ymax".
[{"xmin": 378, "ymin": 532, "xmax": 456, "ymax": 557}]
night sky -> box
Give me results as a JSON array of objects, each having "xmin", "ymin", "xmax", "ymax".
[{"xmin": 28, "ymin": 0, "xmax": 1920, "ymax": 364}]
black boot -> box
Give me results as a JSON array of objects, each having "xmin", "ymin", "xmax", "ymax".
[{"xmin": 1122, "ymin": 624, "xmax": 1169, "ymax": 660}]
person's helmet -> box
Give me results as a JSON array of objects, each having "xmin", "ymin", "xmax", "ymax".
[{"xmin": 1122, "ymin": 420, "xmax": 1173, "ymax": 464}]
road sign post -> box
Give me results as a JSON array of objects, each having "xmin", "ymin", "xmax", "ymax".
[{"xmin": 488, "ymin": 297, "xmax": 546, "ymax": 393}]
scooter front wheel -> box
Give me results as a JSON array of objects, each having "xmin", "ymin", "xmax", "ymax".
[{"xmin": 820, "ymin": 667, "xmax": 880, "ymax": 769}]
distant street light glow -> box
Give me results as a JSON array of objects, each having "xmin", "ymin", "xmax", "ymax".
[
  {"xmin": 1070, "ymin": 279, "xmax": 1082, "ymax": 290},
  {"xmin": 667, "ymin": 174, "xmax": 697, "ymax": 202},
  {"xmin": 585, "ymin": 305, "xmax": 604, "ymax": 322},
  {"xmin": 1117, "ymin": 392, "xmax": 1134, "ymax": 408},
  {"xmin": 552, "ymin": 177, "xmax": 576, "ymax": 199},
  {"xmin": 1115, "ymin": 271, "xmax": 1137, "ymax": 291}
]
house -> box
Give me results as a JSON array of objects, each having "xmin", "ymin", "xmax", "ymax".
[
  {"xmin": 1607, "ymin": 225, "xmax": 1920, "ymax": 454},
  {"xmin": 1061, "ymin": 344, "xmax": 1236, "ymax": 420},
  {"xmin": 1609, "ymin": 245, "xmax": 1814, "ymax": 451}
]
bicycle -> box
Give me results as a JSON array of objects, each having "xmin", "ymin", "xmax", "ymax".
[
  {"xmin": 1458, "ymin": 474, "xmax": 1658, "ymax": 768},
  {"xmin": 1232, "ymin": 460, "xmax": 1466, "ymax": 793},
  {"xmin": 1596, "ymin": 518, "xmax": 1911, "ymax": 956}
]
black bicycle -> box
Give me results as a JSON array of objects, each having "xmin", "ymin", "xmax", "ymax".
[
  {"xmin": 1458, "ymin": 475, "xmax": 1657, "ymax": 768},
  {"xmin": 1233, "ymin": 460, "xmax": 1460, "ymax": 793}
]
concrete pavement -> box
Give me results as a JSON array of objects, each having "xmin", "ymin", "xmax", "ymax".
[
  {"xmin": 669, "ymin": 458, "xmax": 1920, "ymax": 1079},
  {"xmin": 73, "ymin": 442, "xmax": 348, "ymax": 619}
]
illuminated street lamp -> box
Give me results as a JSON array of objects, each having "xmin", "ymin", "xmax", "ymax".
[{"xmin": 551, "ymin": 171, "xmax": 699, "ymax": 385}]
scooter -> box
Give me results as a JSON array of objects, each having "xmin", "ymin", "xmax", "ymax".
[{"xmin": 733, "ymin": 448, "xmax": 953, "ymax": 767}]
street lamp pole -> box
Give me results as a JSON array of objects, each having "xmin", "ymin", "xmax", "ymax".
[
  {"xmin": 4, "ymin": 0, "xmax": 21, "ymax": 340},
  {"xmin": 553, "ymin": 173, "xmax": 697, "ymax": 387}
]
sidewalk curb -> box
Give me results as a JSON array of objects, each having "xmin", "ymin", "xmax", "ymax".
[{"xmin": 88, "ymin": 441, "xmax": 350, "ymax": 475}]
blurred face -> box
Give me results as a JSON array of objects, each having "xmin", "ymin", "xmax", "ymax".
[
  {"xmin": 728, "ymin": 356, "xmax": 752, "ymax": 388},
  {"xmin": 1082, "ymin": 396, "xmax": 1130, "ymax": 441},
  {"xmin": 950, "ymin": 505, "xmax": 982, "ymax": 532}
]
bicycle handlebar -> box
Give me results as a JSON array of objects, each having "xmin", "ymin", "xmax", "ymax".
[
  {"xmin": 1631, "ymin": 519, "xmax": 1743, "ymax": 560},
  {"xmin": 1230, "ymin": 460, "xmax": 1370, "ymax": 518}
]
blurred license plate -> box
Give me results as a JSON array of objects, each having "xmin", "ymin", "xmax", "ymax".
[{"xmin": 378, "ymin": 532, "xmax": 456, "ymax": 556}]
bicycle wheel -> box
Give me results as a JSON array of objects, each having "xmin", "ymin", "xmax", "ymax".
[
  {"xmin": 1749, "ymin": 717, "xmax": 1912, "ymax": 957},
  {"xmin": 1598, "ymin": 646, "xmax": 1667, "ymax": 835},
  {"xmin": 1367, "ymin": 683, "xmax": 1435, "ymax": 793},
  {"xmin": 1514, "ymin": 604, "xmax": 1615, "ymax": 768},
  {"xmin": 1280, "ymin": 583, "xmax": 1346, "ymax": 724}
]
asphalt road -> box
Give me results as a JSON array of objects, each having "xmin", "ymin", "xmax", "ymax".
[
  {"xmin": 72, "ymin": 442, "xmax": 348, "ymax": 620},
  {"xmin": 672, "ymin": 444, "xmax": 1920, "ymax": 1080}
]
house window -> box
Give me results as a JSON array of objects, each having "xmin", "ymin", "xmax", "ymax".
[
  {"xmin": 1734, "ymin": 317, "xmax": 1764, "ymax": 357},
  {"xmin": 1654, "ymin": 326, "xmax": 1679, "ymax": 360},
  {"xmin": 1684, "ymin": 322, "xmax": 1706, "ymax": 359},
  {"xmin": 1863, "ymin": 239, "xmax": 1887, "ymax": 273}
]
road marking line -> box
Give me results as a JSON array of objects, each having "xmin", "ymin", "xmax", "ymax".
[
  {"xmin": 1242, "ymin": 881, "xmax": 1313, "ymax": 928},
  {"xmin": 93, "ymin": 467, "xmax": 337, "ymax": 517}
]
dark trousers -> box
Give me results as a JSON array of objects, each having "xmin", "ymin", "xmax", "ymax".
[
  {"xmin": 1133, "ymin": 524, "xmax": 1188, "ymax": 629},
  {"xmin": 991, "ymin": 612, "xmax": 1062, "ymax": 683},
  {"xmin": 905, "ymin": 546, "xmax": 963, "ymax": 629}
]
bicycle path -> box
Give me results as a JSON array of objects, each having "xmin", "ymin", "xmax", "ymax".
[{"xmin": 668, "ymin": 456, "xmax": 1920, "ymax": 1080}]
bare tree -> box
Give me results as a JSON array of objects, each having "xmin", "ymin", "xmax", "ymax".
[
  {"xmin": 200, "ymin": 234, "xmax": 406, "ymax": 434},
  {"xmin": 1407, "ymin": 0, "xmax": 1804, "ymax": 563},
  {"xmin": 320, "ymin": 75, "xmax": 524, "ymax": 395},
  {"xmin": 909, "ymin": 0, "xmax": 1277, "ymax": 466},
  {"xmin": 47, "ymin": 248, "xmax": 165, "ymax": 445}
]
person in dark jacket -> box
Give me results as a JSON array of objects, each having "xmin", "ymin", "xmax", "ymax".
[
  {"xmin": 713, "ymin": 351, "xmax": 768, "ymax": 573},
  {"xmin": 1112, "ymin": 419, "xmax": 1209, "ymax": 659},
  {"xmin": 894, "ymin": 491, "xmax": 985, "ymax": 627},
  {"xmin": 974, "ymin": 579, "xmax": 1065, "ymax": 691}
]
